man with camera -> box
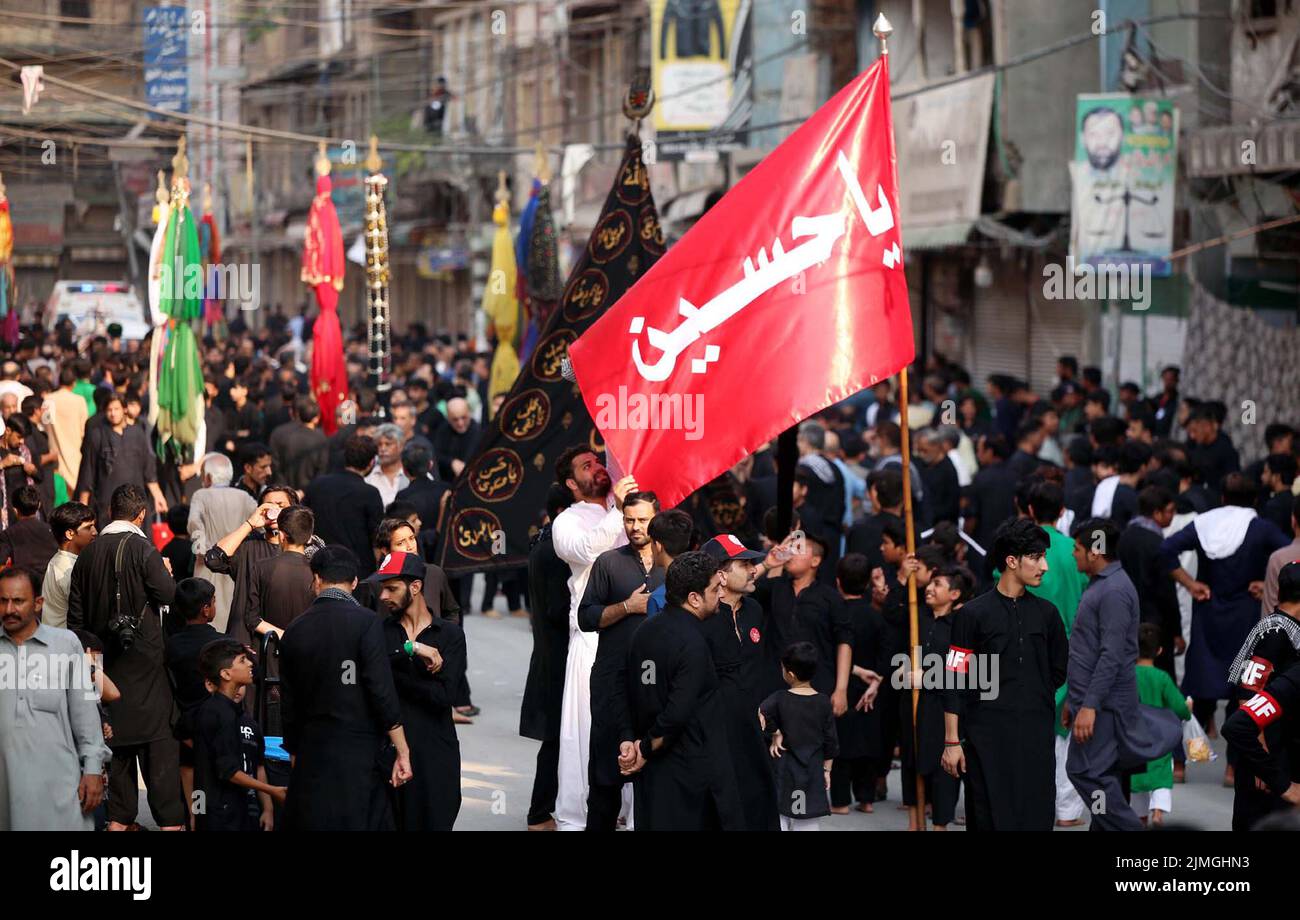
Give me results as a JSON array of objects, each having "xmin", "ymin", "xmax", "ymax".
[{"xmin": 68, "ymin": 483, "xmax": 181, "ymax": 831}]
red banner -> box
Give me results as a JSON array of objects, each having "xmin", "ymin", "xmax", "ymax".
[{"xmin": 568, "ymin": 56, "xmax": 913, "ymax": 508}]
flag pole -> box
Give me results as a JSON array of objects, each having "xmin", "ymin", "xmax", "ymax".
[
  {"xmin": 898, "ymin": 367, "xmax": 927, "ymax": 831},
  {"xmin": 874, "ymin": 11, "xmax": 928, "ymax": 832}
]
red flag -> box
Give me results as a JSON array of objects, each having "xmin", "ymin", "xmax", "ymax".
[{"xmin": 568, "ymin": 57, "xmax": 913, "ymax": 508}]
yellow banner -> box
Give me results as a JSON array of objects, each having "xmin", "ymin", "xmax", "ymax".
[{"xmin": 650, "ymin": 0, "xmax": 741, "ymax": 133}]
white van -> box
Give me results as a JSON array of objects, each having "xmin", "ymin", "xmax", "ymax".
[{"xmin": 45, "ymin": 281, "xmax": 151, "ymax": 341}]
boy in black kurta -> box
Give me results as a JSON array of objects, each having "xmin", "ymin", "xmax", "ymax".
[
  {"xmin": 831, "ymin": 553, "xmax": 888, "ymax": 813},
  {"xmin": 759, "ymin": 641, "xmax": 838, "ymax": 831},
  {"xmin": 897, "ymin": 566, "xmax": 970, "ymax": 829},
  {"xmin": 193, "ymin": 640, "xmax": 284, "ymax": 831},
  {"xmin": 941, "ymin": 518, "xmax": 1069, "ymax": 831}
]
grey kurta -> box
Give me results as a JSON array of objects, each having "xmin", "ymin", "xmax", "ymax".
[
  {"xmin": 188, "ymin": 486, "xmax": 257, "ymax": 633},
  {"xmin": 0, "ymin": 624, "xmax": 110, "ymax": 830},
  {"xmin": 1066, "ymin": 562, "xmax": 1182, "ymax": 829}
]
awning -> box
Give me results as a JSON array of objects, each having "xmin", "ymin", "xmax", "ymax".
[
  {"xmin": 902, "ymin": 220, "xmax": 975, "ymax": 251},
  {"xmin": 663, "ymin": 188, "xmax": 722, "ymax": 224}
]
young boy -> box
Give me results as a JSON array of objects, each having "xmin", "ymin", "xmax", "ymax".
[
  {"xmin": 193, "ymin": 639, "xmax": 285, "ymax": 831},
  {"xmin": 1131, "ymin": 623, "xmax": 1191, "ymax": 826},
  {"xmin": 898, "ymin": 564, "xmax": 970, "ymax": 831},
  {"xmin": 832, "ymin": 553, "xmax": 887, "ymax": 815},
  {"xmin": 164, "ymin": 578, "xmax": 224, "ymax": 825},
  {"xmin": 759, "ymin": 642, "xmax": 839, "ymax": 831}
]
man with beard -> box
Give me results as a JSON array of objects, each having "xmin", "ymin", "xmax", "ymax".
[
  {"xmin": 701, "ymin": 533, "xmax": 780, "ymax": 831},
  {"xmin": 618, "ymin": 551, "xmax": 744, "ymax": 830},
  {"xmin": 67, "ymin": 484, "xmax": 181, "ymax": 831},
  {"xmin": 373, "ymin": 550, "xmax": 466, "ymax": 831},
  {"xmin": 75, "ymin": 394, "xmax": 167, "ymax": 525},
  {"xmin": 577, "ymin": 492, "xmax": 664, "ymax": 831},
  {"xmin": 550, "ymin": 446, "xmax": 638, "ymax": 830},
  {"xmin": 234, "ymin": 442, "xmax": 273, "ymax": 501},
  {"xmin": 521, "ymin": 484, "xmax": 574, "ymax": 831},
  {"xmin": 0, "ymin": 566, "xmax": 109, "ymax": 831},
  {"xmin": 941, "ymin": 517, "xmax": 1069, "ymax": 831},
  {"xmin": 279, "ymin": 546, "xmax": 412, "ymax": 830}
]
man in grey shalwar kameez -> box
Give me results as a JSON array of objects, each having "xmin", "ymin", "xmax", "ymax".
[
  {"xmin": 0, "ymin": 567, "xmax": 110, "ymax": 830},
  {"xmin": 1065, "ymin": 518, "xmax": 1182, "ymax": 831}
]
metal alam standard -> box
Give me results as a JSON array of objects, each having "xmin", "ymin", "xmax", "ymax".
[{"xmin": 364, "ymin": 137, "xmax": 393, "ymax": 399}]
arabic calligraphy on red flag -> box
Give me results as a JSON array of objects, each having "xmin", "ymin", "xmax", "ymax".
[{"xmin": 568, "ymin": 56, "xmax": 914, "ymax": 508}]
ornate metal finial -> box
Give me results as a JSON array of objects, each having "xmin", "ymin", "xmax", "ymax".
[
  {"xmin": 873, "ymin": 13, "xmax": 893, "ymax": 55},
  {"xmin": 0, "ymin": 170, "xmax": 6, "ymax": 202},
  {"xmin": 155, "ymin": 169, "xmax": 169, "ymax": 206},
  {"xmin": 495, "ymin": 170, "xmax": 509, "ymax": 205},
  {"xmin": 365, "ymin": 134, "xmax": 382, "ymax": 174},
  {"xmin": 315, "ymin": 141, "xmax": 331, "ymax": 177},
  {"xmin": 203, "ymin": 182, "xmax": 213, "ymax": 214},
  {"xmin": 171, "ymin": 135, "xmax": 189, "ymax": 178},
  {"xmin": 623, "ymin": 68, "xmax": 654, "ymax": 122}
]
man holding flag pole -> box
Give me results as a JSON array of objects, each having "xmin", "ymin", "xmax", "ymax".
[{"xmin": 568, "ymin": 14, "xmax": 932, "ymax": 828}]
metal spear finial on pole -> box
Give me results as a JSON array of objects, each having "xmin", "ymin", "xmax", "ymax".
[{"xmin": 873, "ymin": 13, "xmax": 893, "ymax": 55}]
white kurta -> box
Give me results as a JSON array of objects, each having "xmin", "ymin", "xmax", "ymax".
[{"xmin": 551, "ymin": 496, "xmax": 627, "ymax": 830}]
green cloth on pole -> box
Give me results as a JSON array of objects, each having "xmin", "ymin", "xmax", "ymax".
[{"xmin": 154, "ymin": 199, "xmax": 204, "ymax": 457}]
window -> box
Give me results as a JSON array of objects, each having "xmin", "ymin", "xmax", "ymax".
[{"xmin": 60, "ymin": 0, "xmax": 91, "ymax": 25}]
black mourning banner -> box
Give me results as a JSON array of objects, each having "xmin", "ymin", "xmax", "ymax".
[{"xmin": 438, "ymin": 135, "xmax": 664, "ymax": 574}]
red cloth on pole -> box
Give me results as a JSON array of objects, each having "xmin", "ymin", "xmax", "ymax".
[
  {"xmin": 303, "ymin": 173, "xmax": 347, "ymax": 434},
  {"xmin": 310, "ymin": 282, "xmax": 347, "ymax": 435},
  {"xmin": 568, "ymin": 57, "xmax": 913, "ymax": 508}
]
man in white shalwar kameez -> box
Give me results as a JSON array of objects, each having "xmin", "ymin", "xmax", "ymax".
[
  {"xmin": 0, "ymin": 568, "xmax": 110, "ymax": 831},
  {"xmin": 550, "ymin": 448, "xmax": 635, "ymax": 830}
]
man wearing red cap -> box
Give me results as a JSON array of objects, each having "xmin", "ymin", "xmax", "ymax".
[
  {"xmin": 700, "ymin": 534, "xmax": 779, "ymax": 831},
  {"xmin": 371, "ymin": 550, "xmax": 467, "ymax": 831}
]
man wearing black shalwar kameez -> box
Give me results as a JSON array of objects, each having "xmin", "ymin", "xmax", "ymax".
[
  {"xmin": 942, "ymin": 518, "xmax": 1068, "ymax": 831},
  {"xmin": 620, "ymin": 552, "xmax": 744, "ymax": 831},
  {"xmin": 373, "ymin": 550, "xmax": 466, "ymax": 831},
  {"xmin": 279, "ymin": 546, "xmax": 412, "ymax": 831}
]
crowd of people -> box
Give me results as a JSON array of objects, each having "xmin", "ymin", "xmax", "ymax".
[
  {"xmin": 2, "ymin": 310, "xmax": 1299, "ymax": 832},
  {"xmin": 522, "ymin": 353, "xmax": 1300, "ymax": 832},
  {"xmin": 0, "ymin": 314, "xmax": 495, "ymax": 832}
]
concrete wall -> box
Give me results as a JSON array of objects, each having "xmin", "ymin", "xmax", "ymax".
[{"xmin": 995, "ymin": 0, "xmax": 1100, "ymax": 214}]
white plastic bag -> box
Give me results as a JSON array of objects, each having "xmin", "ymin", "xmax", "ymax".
[{"xmin": 1183, "ymin": 714, "xmax": 1217, "ymax": 763}]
